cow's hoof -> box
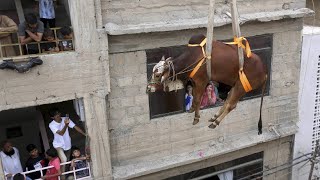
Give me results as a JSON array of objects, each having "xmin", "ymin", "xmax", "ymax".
[
  {"xmin": 208, "ymin": 118, "xmax": 216, "ymax": 122},
  {"xmin": 193, "ymin": 119, "xmax": 199, "ymax": 125},
  {"xmin": 208, "ymin": 123, "xmax": 217, "ymax": 129}
]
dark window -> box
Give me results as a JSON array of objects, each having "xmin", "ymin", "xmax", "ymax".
[
  {"xmin": 165, "ymin": 152, "xmax": 263, "ymax": 180},
  {"xmin": 146, "ymin": 34, "xmax": 272, "ymax": 119}
]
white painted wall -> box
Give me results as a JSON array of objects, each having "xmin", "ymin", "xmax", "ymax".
[{"xmin": 293, "ymin": 26, "xmax": 320, "ymax": 180}]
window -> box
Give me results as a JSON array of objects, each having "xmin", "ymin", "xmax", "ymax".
[
  {"xmin": 0, "ymin": 0, "xmax": 73, "ymax": 60},
  {"xmin": 146, "ymin": 34, "xmax": 272, "ymax": 119},
  {"xmin": 165, "ymin": 152, "xmax": 263, "ymax": 180}
]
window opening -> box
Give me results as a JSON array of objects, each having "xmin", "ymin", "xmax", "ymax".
[{"xmin": 146, "ymin": 34, "xmax": 272, "ymax": 118}]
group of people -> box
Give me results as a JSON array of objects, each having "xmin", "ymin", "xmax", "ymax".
[
  {"xmin": 0, "ymin": 107, "xmax": 89, "ymax": 180},
  {"xmin": 0, "ymin": 0, "xmax": 73, "ymax": 57},
  {"xmin": 185, "ymin": 81, "xmax": 224, "ymax": 111}
]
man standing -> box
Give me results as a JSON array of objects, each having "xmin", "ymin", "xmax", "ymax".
[
  {"xmin": 0, "ymin": 140, "xmax": 23, "ymax": 180},
  {"xmin": 39, "ymin": 0, "xmax": 56, "ymax": 28},
  {"xmin": 48, "ymin": 108, "xmax": 87, "ymax": 173},
  {"xmin": 18, "ymin": 13, "xmax": 44, "ymax": 54},
  {"xmin": 0, "ymin": 15, "xmax": 18, "ymax": 57}
]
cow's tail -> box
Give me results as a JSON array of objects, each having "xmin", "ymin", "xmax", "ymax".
[{"xmin": 258, "ymin": 74, "xmax": 267, "ymax": 135}]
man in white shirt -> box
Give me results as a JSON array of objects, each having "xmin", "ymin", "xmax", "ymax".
[
  {"xmin": 48, "ymin": 108, "xmax": 86, "ymax": 169},
  {"xmin": 0, "ymin": 140, "xmax": 23, "ymax": 180}
]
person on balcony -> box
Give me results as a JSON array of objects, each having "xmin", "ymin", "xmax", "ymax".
[
  {"xmin": 41, "ymin": 148, "xmax": 61, "ymax": 180},
  {"xmin": 0, "ymin": 15, "xmax": 18, "ymax": 57},
  {"xmin": 25, "ymin": 144, "xmax": 48, "ymax": 180},
  {"xmin": 39, "ymin": 0, "xmax": 56, "ymax": 28},
  {"xmin": 18, "ymin": 13, "xmax": 44, "ymax": 54},
  {"xmin": 0, "ymin": 140, "xmax": 23, "ymax": 180},
  {"xmin": 48, "ymin": 108, "xmax": 87, "ymax": 178}
]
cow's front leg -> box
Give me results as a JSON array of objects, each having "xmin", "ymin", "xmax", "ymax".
[{"xmin": 192, "ymin": 82, "xmax": 207, "ymax": 125}]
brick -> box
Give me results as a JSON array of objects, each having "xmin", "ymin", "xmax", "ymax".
[
  {"xmin": 118, "ymin": 77, "xmax": 133, "ymax": 87},
  {"xmin": 135, "ymin": 95, "xmax": 148, "ymax": 105}
]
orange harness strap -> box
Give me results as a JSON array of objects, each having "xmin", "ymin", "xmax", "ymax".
[
  {"xmin": 227, "ymin": 37, "xmax": 253, "ymax": 92},
  {"xmin": 239, "ymin": 69, "xmax": 252, "ymax": 92},
  {"xmin": 188, "ymin": 38, "xmax": 207, "ymax": 78}
]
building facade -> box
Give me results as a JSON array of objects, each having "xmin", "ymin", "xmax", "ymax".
[{"xmin": 0, "ymin": 0, "xmax": 313, "ymax": 179}]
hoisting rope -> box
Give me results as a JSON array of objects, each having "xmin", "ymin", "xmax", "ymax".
[{"xmin": 226, "ymin": 36, "xmax": 253, "ymax": 92}]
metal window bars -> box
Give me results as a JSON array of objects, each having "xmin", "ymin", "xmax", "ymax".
[
  {"xmin": 20, "ymin": 160, "xmax": 92, "ymax": 180},
  {"xmin": 0, "ymin": 27, "xmax": 74, "ymax": 61}
]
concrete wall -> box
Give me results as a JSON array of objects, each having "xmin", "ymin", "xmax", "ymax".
[
  {"xmin": 0, "ymin": 0, "xmax": 110, "ymax": 112},
  {"xmin": 0, "ymin": 0, "xmax": 112, "ymax": 179},
  {"xmin": 108, "ymin": 18, "xmax": 302, "ymax": 179},
  {"xmin": 305, "ymin": 0, "xmax": 320, "ymax": 26},
  {"xmin": 101, "ymin": 0, "xmax": 305, "ymax": 26}
]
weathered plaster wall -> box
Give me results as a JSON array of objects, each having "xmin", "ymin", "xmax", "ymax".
[
  {"xmin": 101, "ymin": 0, "xmax": 305, "ymax": 26},
  {"xmin": 108, "ymin": 18, "xmax": 302, "ymax": 179},
  {"xmin": 305, "ymin": 0, "xmax": 320, "ymax": 26},
  {"xmin": 0, "ymin": 0, "xmax": 112, "ymax": 179},
  {"xmin": 0, "ymin": 0, "xmax": 110, "ymax": 112}
]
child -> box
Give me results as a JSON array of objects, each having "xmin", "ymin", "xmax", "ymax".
[
  {"xmin": 41, "ymin": 148, "xmax": 61, "ymax": 180},
  {"xmin": 58, "ymin": 26, "xmax": 73, "ymax": 51},
  {"xmin": 41, "ymin": 28, "xmax": 59, "ymax": 53},
  {"xmin": 68, "ymin": 146, "xmax": 90, "ymax": 180},
  {"xmin": 25, "ymin": 144, "xmax": 47, "ymax": 180},
  {"xmin": 185, "ymin": 85, "xmax": 193, "ymax": 112}
]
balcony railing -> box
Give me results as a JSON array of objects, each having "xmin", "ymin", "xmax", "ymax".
[
  {"xmin": 0, "ymin": 27, "xmax": 74, "ymax": 60},
  {"xmin": 19, "ymin": 160, "xmax": 92, "ymax": 180}
]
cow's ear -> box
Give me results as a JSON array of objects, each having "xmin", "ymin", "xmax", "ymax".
[{"xmin": 161, "ymin": 56, "xmax": 165, "ymax": 61}]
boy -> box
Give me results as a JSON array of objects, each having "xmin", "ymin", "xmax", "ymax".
[
  {"xmin": 58, "ymin": 26, "xmax": 73, "ymax": 51},
  {"xmin": 41, "ymin": 28, "xmax": 59, "ymax": 53},
  {"xmin": 25, "ymin": 144, "xmax": 47, "ymax": 180},
  {"xmin": 18, "ymin": 13, "xmax": 44, "ymax": 54}
]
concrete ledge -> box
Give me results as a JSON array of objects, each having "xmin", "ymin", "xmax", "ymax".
[
  {"xmin": 105, "ymin": 8, "xmax": 313, "ymax": 35},
  {"xmin": 112, "ymin": 121, "xmax": 298, "ymax": 179}
]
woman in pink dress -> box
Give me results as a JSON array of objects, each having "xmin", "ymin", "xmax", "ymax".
[{"xmin": 200, "ymin": 83, "xmax": 217, "ymax": 109}]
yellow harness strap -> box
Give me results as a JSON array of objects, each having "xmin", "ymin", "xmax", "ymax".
[
  {"xmin": 188, "ymin": 38, "xmax": 207, "ymax": 78},
  {"xmin": 239, "ymin": 69, "xmax": 252, "ymax": 92},
  {"xmin": 226, "ymin": 36, "xmax": 252, "ymax": 58}
]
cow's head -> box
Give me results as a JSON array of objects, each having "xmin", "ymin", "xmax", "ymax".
[{"xmin": 146, "ymin": 56, "xmax": 172, "ymax": 93}]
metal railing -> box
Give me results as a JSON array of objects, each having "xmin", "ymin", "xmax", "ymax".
[
  {"xmin": 0, "ymin": 27, "xmax": 74, "ymax": 60},
  {"xmin": 21, "ymin": 160, "xmax": 91, "ymax": 180}
]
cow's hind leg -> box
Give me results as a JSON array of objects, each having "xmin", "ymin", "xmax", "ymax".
[
  {"xmin": 209, "ymin": 81, "xmax": 246, "ymax": 129},
  {"xmin": 209, "ymin": 96, "xmax": 229, "ymax": 122}
]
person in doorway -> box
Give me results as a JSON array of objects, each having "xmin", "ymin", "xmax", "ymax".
[
  {"xmin": 18, "ymin": 13, "xmax": 44, "ymax": 54},
  {"xmin": 58, "ymin": 26, "xmax": 73, "ymax": 51},
  {"xmin": 41, "ymin": 148, "xmax": 61, "ymax": 180},
  {"xmin": 25, "ymin": 144, "xmax": 48, "ymax": 180},
  {"xmin": 0, "ymin": 140, "xmax": 23, "ymax": 180},
  {"xmin": 39, "ymin": 0, "xmax": 56, "ymax": 28},
  {"xmin": 67, "ymin": 146, "xmax": 90, "ymax": 180},
  {"xmin": 48, "ymin": 107, "xmax": 87, "ymax": 177},
  {"xmin": 0, "ymin": 15, "xmax": 18, "ymax": 57}
]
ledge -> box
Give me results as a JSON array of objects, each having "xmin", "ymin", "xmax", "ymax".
[
  {"xmin": 112, "ymin": 121, "xmax": 298, "ymax": 180},
  {"xmin": 105, "ymin": 8, "xmax": 313, "ymax": 35}
]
